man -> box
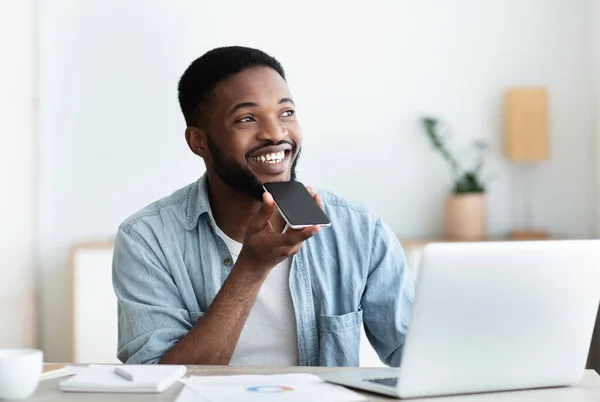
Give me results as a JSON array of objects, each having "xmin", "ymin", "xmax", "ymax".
[{"xmin": 112, "ymin": 46, "xmax": 415, "ymax": 367}]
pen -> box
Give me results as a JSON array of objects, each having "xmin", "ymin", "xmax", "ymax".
[{"xmin": 113, "ymin": 367, "xmax": 135, "ymax": 381}]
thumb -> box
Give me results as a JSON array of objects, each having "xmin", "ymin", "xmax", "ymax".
[{"xmin": 248, "ymin": 192, "xmax": 276, "ymax": 232}]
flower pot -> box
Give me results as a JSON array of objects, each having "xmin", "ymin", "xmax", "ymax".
[{"xmin": 444, "ymin": 193, "xmax": 486, "ymax": 240}]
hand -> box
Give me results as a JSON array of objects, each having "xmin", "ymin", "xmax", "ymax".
[
  {"xmin": 238, "ymin": 191, "xmax": 320, "ymax": 274},
  {"xmin": 306, "ymin": 186, "xmax": 323, "ymax": 210}
]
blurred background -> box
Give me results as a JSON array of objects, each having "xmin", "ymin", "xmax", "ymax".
[{"xmin": 1, "ymin": 0, "xmax": 599, "ymax": 365}]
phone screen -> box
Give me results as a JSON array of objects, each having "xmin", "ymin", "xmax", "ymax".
[{"xmin": 263, "ymin": 181, "xmax": 331, "ymax": 228}]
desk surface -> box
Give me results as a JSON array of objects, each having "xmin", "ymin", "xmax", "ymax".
[{"xmin": 32, "ymin": 365, "xmax": 600, "ymax": 401}]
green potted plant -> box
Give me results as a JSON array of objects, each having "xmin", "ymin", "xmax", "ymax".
[{"xmin": 421, "ymin": 117, "xmax": 489, "ymax": 240}]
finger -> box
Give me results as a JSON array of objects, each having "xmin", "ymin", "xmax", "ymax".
[
  {"xmin": 313, "ymin": 193, "xmax": 323, "ymax": 210},
  {"xmin": 247, "ymin": 192, "xmax": 276, "ymax": 232},
  {"xmin": 283, "ymin": 226, "xmax": 320, "ymax": 245},
  {"xmin": 306, "ymin": 186, "xmax": 324, "ymax": 210}
]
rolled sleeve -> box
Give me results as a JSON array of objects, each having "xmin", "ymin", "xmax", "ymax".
[
  {"xmin": 361, "ymin": 218, "xmax": 416, "ymax": 367},
  {"xmin": 112, "ymin": 226, "xmax": 194, "ymax": 364}
]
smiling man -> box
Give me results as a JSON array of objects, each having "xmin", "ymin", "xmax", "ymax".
[{"xmin": 112, "ymin": 46, "xmax": 415, "ymax": 367}]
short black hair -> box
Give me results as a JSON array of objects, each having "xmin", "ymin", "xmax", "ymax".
[{"xmin": 177, "ymin": 46, "xmax": 286, "ymax": 127}]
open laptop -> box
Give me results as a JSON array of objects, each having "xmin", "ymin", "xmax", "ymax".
[{"xmin": 320, "ymin": 240, "xmax": 600, "ymax": 399}]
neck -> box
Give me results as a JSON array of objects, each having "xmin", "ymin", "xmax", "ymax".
[{"xmin": 206, "ymin": 172, "xmax": 286, "ymax": 242}]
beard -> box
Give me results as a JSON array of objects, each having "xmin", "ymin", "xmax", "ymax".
[{"xmin": 205, "ymin": 133, "xmax": 300, "ymax": 201}]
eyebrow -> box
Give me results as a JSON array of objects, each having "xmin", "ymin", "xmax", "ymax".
[
  {"xmin": 227, "ymin": 98, "xmax": 295, "ymax": 116},
  {"xmin": 279, "ymin": 97, "xmax": 295, "ymax": 106}
]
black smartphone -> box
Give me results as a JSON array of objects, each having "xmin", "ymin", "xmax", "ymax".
[{"xmin": 263, "ymin": 181, "xmax": 332, "ymax": 229}]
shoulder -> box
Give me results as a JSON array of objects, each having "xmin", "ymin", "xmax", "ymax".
[
  {"xmin": 118, "ymin": 181, "xmax": 197, "ymax": 234},
  {"xmin": 312, "ymin": 188, "xmax": 403, "ymax": 249},
  {"xmin": 315, "ymin": 188, "xmax": 379, "ymax": 224},
  {"xmin": 311, "ymin": 189, "xmax": 386, "ymax": 248}
]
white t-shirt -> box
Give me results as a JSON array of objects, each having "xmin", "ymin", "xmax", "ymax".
[{"xmin": 215, "ymin": 225, "xmax": 299, "ymax": 366}]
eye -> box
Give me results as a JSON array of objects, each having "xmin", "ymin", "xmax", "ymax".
[
  {"xmin": 235, "ymin": 116, "xmax": 255, "ymax": 124},
  {"xmin": 280, "ymin": 109, "xmax": 295, "ymax": 117}
]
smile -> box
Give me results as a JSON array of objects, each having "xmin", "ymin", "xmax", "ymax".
[{"xmin": 248, "ymin": 151, "xmax": 286, "ymax": 164}]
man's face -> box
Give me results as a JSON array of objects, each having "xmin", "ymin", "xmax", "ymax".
[{"xmin": 200, "ymin": 67, "xmax": 302, "ymax": 200}]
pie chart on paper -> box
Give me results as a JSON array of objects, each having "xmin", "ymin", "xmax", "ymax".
[{"xmin": 246, "ymin": 385, "xmax": 294, "ymax": 393}]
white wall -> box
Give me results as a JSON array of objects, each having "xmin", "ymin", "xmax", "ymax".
[
  {"xmin": 0, "ymin": 0, "xmax": 36, "ymax": 348},
  {"xmin": 593, "ymin": 0, "xmax": 600, "ymax": 237},
  {"xmin": 38, "ymin": 0, "xmax": 596, "ymax": 361}
]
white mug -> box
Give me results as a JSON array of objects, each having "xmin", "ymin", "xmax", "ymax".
[{"xmin": 0, "ymin": 349, "xmax": 43, "ymax": 400}]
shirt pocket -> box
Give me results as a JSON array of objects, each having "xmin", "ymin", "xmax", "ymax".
[
  {"xmin": 189, "ymin": 311, "xmax": 205, "ymax": 326},
  {"xmin": 318, "ymin": 309, "xmax": 363, "ymax": 366}
]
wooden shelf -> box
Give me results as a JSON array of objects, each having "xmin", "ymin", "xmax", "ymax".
[{"xmin": 398, "ymin": 235, "xmax": 563, "ymax": 251}]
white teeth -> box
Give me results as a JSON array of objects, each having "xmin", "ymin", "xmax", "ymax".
[{"xmin": 250, "ymin": 151, "xmax": 286, "ymax": 164}]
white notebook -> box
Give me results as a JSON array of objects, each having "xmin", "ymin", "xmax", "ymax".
[{"xmin": 59, "ymin": 364, "xmax": 187, "ymax": 393}]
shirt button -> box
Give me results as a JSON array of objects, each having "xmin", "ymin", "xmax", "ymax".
[{"xmin": 223, "ymin": 258, "xmax": 232, "ymax": 266}]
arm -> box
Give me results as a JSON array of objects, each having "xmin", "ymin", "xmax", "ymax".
[
  {"xmin": 112, "ymin": 226, "xmax": 192, "ymax": 364},
  {"xmin": 114, "ymin": 226, "xmax": 268, "ymax": 365},
  {"xmin": 162, "ymin": 191, "xmax": 320, "ymax": 364},
  {"xmin": 113, "ymin": 192, "xmax": 318, "ymax": 364},
  {"xmin": 361, "ymin": 218, "xmax": 416, "ymax": 367},
  {"xmin": 159, "ymin": 256, "xmax": 267, "ymax": 364}
]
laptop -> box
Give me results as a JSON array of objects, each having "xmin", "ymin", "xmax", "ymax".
[{"xmin": 320, "ymin": 240, "xmax": 600, "ymax": 399}]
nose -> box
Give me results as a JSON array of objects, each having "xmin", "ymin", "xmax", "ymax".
[{"xmin": 256, "ymin": 116, "xmax": 287, "ymax": 143}]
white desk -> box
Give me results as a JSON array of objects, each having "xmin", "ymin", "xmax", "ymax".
[{"xmin": 32, "ymin": 365, "xmax": 600, "ymax": 401}]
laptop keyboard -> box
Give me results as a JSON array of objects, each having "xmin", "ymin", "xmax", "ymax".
[{"xmin": 364, "ymin": 377, "xmax": 399, "ymax": 387}]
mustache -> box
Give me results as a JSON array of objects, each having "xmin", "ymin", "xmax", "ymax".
[{"xmin": 244, "ymin": 140, "xmax": 296, "ymax": 159}]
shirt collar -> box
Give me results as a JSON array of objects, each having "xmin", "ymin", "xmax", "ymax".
[{"xmin": 185, "ymin": 173, "xmax": 214, "ymax": 230}]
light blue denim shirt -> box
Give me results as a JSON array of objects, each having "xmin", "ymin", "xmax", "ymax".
[{"xmin": 112, "ymin": 174, "xmax": 415, "ymax": 366}]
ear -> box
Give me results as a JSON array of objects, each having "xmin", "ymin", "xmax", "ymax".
[{"xmin": 185, "ymin": 127, "xmax": 209, "ymax": 158}]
